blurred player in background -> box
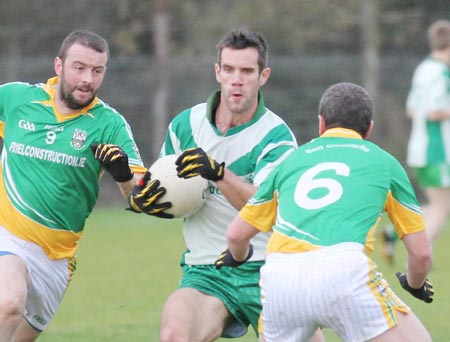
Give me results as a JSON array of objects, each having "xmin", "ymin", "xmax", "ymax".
[
  {"xmin": 129, "ymin": 28, "xmax": 324, "ymax": 341},
  {"xmin": 382, "ymin": 19, "xmax": 450, "ymax": 262},
  {"xmin": 216, "ymin": 82, "xmax": 433, "ymax": 342},
  {"xmin": 0, "ymin": 30, "xmax": 161, "ymax": 341}
]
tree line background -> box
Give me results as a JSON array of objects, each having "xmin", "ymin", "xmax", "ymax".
[{"xmin": 1, "ymin": 0, "xmax": 449, "ymax": 205}]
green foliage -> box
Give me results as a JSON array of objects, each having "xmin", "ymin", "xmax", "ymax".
[{"xmin": 39, "ymin": 209, "xmax": 449, "ymax": 342}]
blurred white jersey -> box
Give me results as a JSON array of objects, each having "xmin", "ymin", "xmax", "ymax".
[{"xmin": 406, "ymin": 58, "xmax": 450, "ymax": 167}]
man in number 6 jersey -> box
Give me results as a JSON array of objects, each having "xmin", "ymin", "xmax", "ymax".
[{"xmin": 216, "ymin": 82, "xmax": 434, "ymax": 342}]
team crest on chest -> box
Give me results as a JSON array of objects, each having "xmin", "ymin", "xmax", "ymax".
[{"xmin": 71, "ymin": 129, "xmax": 87, "ymax": 150}]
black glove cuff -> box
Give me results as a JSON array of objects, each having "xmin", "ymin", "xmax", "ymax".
[
  {"xmin": 211, "ymin": 162, "xmax": 226, "ymax": 181},
  {"xmin": 396, "ymin": 271, "xmax": 432, "ymax": 303},
  {"xmin": 403, "ymin": 280, "xmax": 426, "ymax": 297},
  {"xmin": 229, "ymin": 244, "xmax": 254, "ymax": 266},
  {"xmin": 112, "ymin": 169, "xmax": 134, "ymax": 183}
]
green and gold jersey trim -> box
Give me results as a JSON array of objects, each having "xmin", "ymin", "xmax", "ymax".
[
  {"xmin": 0, "ymin": 78, "xmax": 145, "ymax": 259},
  {"xmin": 42, "ymin": 77, "xmax": 99, "ymax": 122}
]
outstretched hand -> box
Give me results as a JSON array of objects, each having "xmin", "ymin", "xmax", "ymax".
[
  {"xmin": 127, "ymin": 171, "xmax": 174, "ymax": 219},
  {"xmin": 90, "ymin": 143, "xmax": 133, "ymax": 182},
  {"xmin": 396, "ymin": 272, "xmax": 434, "ymax": 303},
  {"xmin": 175, "ymin": 147, "xmax": 225, "ymax": 181}
]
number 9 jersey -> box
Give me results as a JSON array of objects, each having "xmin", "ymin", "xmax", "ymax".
[
  {"xmin": 0, "ymin": 78, "xmax": 145, "ymax": 259},
  {"xmin": 239, "ymin": 127, "xmax": 425, "ymax": 255}
]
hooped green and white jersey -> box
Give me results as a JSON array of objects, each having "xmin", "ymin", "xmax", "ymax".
[
  {"xmin": 240, "ymin": 128, "xmax": 425, "ymax": 256},
  {"xmin": 0, "ymin": 77, "xmax": 145, "ymax": 259},
  {"xmin": 406, "ymin": 57, "xmax": 450, "ymax": 167},
  {"xmin": 161, "ymin": 91, "xmax": 297, "ymax": 265}
]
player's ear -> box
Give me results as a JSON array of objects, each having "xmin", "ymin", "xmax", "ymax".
[
  {"xmin": 215, "ymin": 63, "xmax": 221, "ymax": 84},
  {"xmin": 258, "ymin": 67, "xmax": 271, "ymax": 87},
  {"xmin": 318, "ymin": 115, "xmax": 326, "ymax": 135},
  {"xmin": 54, "ymin": 56, "xmax": 63, "ymax": 76},
  {"xmin": 363, "ymin": 120, "xmax": 374, "ymax": 139}
]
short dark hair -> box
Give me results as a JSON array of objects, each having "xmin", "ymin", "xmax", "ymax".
[
  {"xmin": 58, "ymin": 29, "xmax": 109, "ymax": 62},
  {"xmin": 216, "ymin": 28, "xmax": 268, "ymax": 73},
  {"xmin": 318, "ymin": 82, "xmax": 373, "ymax": 136},
  {"xmin": 427, "ymin": 20, "xmax": 450, "ymax": 51}
]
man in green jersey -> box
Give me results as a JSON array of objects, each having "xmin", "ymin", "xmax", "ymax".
[
  {"xmin": 216, "ymin": 82, "xmax": 434, "ymax": 341},
  {"xmin": 0, "ymin": 30, "xmax": 168, "ymax": 341},
  {"xmin": 129, "ymin": 28, "xmax": 324, "ymax": 342},
  {"xmin": 382, "ymin": 19, "xmax": 450, "ymax": 262}
]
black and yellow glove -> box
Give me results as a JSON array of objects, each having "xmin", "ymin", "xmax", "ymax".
[
  {"xmin": 127, "ymin": 171, "xmax": 173, "ymax": 219},
  {"xmin": 175, "ymin": 147, "xmax": 225, "ymax": 181},
  {"xmin": 215, "ymin": 245, "xmax": 254, "ymax": 269},
  {"xmin": 396, "ymin": 272, "xmax": 434, "ymax": 303},
  {"xmin": 90, "ymin": 143, "xmax": 133, "ymax": 182}
]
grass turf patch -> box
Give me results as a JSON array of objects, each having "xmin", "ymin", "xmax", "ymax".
[{"xmin": 39, "ymin": 208, "xmax": 449, "ymax": 342}]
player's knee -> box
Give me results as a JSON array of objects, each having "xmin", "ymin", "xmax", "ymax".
[
  {"xmin": 160, "ymin": 326, "xmax": 187, "ymax": 342},
  {"xmin": 159, "ymin": 328, "xmax": 171, "ymax": 342},
  {"xmin": 0, "ymin": 294, "xmax": 25, "ymax": 324}
]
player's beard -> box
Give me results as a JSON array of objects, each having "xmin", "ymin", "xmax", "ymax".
[{"xmin": 59, "ymin": 77, "xmax": 96, "ymax": 110}]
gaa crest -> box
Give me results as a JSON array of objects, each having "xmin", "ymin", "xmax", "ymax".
[{"xmin": 71, "ymin": 129, "xmax": 87, "ymax": 150}]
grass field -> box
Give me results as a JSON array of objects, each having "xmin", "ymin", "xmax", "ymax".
[{"xmin": 38, "ymin": 208, "xmax": 450, "ymax": 342}]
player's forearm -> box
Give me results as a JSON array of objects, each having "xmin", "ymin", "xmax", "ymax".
[
  {"xmin": 229, "ymin": 241, "xmax": 252, "ymax": 262},
  {"xmin": 427, "ymin": 109, "xmax": 450, "ymax": 121},
  {"xmin": 403, "ymin": 232, "xmax": 433, "ymax": 288},
  {"xmin": 227, "ymin": 216, "xmax": 259, "ymax": 261},
  {"xmin": 217, "ymin": 169, "xmax": 257, "ymax": 210},
  {"xmin": 117, "ymin": 173, "xmax": 144, "ymax": 199},
  {"xmin": 406, "ymin": 253, "xmax": 432, "ymax": 288}
]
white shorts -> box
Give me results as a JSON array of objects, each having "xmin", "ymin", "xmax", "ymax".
[
  {"xmin": 260, "ymin": 242, "xmax": 410, "ymax": 342},
  {"xmin": 0, "ymin": 226, "xmax": 75, "ymax": 331}
]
